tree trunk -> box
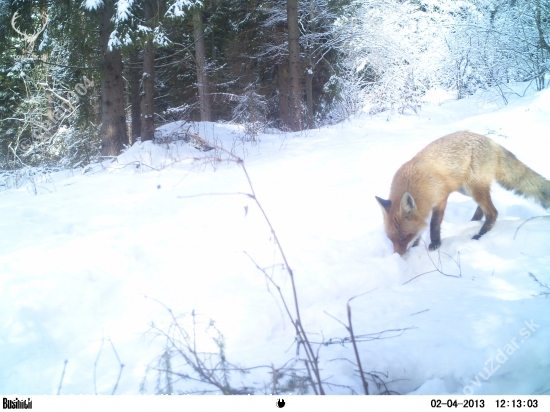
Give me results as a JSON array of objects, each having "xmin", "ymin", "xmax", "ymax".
[
  {"xmin": 141, "ymin": 0, "xmax": 156, "ymax": 141},
  {"xmin": 535, "ymin": 1, "xmax": 549, "ymax": 90},
  {"xmin": 129, "ymin": 49, "xmax": 141, "ymax": 144},
  {"xmin": 306, "ymin": 67, "xmax": 313, "ymax": 129},
  {"xmin": 98, "ymin": 0, "xmax": 127, "ymax": 156},
  {"xmin": 210, "ymin": 0, "xmax": 217, "ymax": 61},
  {"xmin": 287, "ymin": 0, "xmax": 303, "ymax": 132},
  {"xmin": 278, "ymin": 62, "xmax": 290, "ymax": 129},
  {"xmin": 193, "ymin": 7, "xmax": 212, "ymax": 122},
  {"xmin": 305, "ymin": 10, "xmax": 316, "ymax": 130}
]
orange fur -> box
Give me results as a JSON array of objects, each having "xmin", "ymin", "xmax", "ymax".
[{"xmin": 376, "ymin": 131, "xmax": 550, "ymax": 255}]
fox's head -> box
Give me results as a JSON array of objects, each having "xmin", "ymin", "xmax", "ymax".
[{"xmin": 375, "ymin": 192, "xmax": 426, "ymax": 256}]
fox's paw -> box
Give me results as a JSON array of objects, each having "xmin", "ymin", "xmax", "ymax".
[
  {"xmin": 472, "ymin": 234, "xmax": 482, "ymax": 240},
  {"xmin": 428, "ymin": 241, "xmax": 441, "ymax": 251}
]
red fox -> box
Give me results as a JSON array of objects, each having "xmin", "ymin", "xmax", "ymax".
[{"xmin": 375, "ymin": 131, "xmax": 550, "ymax": 255}]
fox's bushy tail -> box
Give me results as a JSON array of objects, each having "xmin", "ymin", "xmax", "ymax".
[{"xmin": 496, "ymin": 147, "xmax": 550, "ymax": 210}]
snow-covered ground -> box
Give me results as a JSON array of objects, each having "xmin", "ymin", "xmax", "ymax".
[{"xmin": 1, "ymin": 85, "xmax": 549, "ymax": 395}]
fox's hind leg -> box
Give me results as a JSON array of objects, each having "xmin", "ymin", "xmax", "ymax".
[
  {"xmin": 471, "ymin": 206, "xmax": 484, "ymax": 221},
  {"xmin": 471, "ymin": 186, "xmax": 498, "ymax": 240},
  {"xmin": 461, "ymin": 185, "xmax": 485, "ymax": 222}
]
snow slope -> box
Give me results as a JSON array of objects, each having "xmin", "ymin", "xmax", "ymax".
[{"xmin": 1, "ymin": 85, "xmax": 549, "ymax": 395}]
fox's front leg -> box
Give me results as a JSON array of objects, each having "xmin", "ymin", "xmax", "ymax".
[{"xmin": 429, "ymin": 200, "xmax": 447, "ymax": 251}]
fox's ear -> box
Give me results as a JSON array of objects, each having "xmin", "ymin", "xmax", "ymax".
[
  {"xmin": 400, "ymin": 192, "xmax": 416, "ymax": 215},
  {"xmin": 375, "ymin": 196, "xmax": 392, "ymax": 214}
]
